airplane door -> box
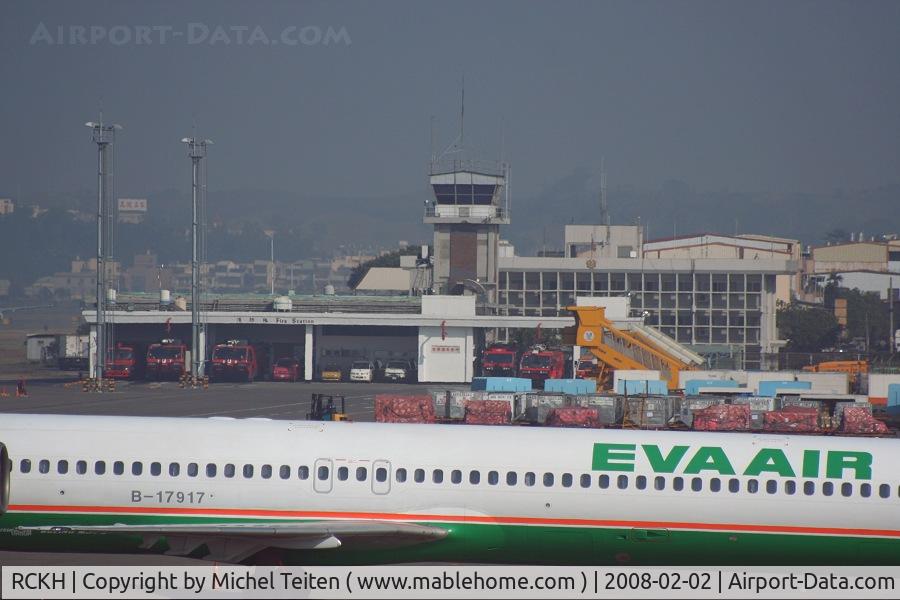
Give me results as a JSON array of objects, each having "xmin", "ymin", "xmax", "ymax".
[
  {"xmin": 313, "ymin": 459, "xmax": 333, "ymax": 493},
  {"xmin": 372, "ymin": 460, "xmax": 391, "ymax": 495}
]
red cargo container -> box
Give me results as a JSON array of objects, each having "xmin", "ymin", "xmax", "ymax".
[
  {"xmin": 546, "ymin": 406, "xmax": 602, "ymax": 428},
  {"xmin": 763, "ymin": 407, "xmax": 819, "ymax": 433},
  {"xmin": 692, "ymin": 404, "xmax": 750, "ymax": 431},
  {"xmin": 839, "ymin": 407, "xmax": 889, "ymax": 434},
  {"xmin": 374, "ymin": 395, "xmax": 436, "ymax": 424},
  {"xmin": 464, "ymin": 400, "xmax": 511, "ymax": 425}
]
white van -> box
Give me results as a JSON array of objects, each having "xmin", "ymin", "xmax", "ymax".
[{"xmin": 349, "ymin": 360, "xmax": 375, "ymax": 382}]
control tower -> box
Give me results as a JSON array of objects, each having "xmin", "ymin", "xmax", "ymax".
[{"xmin": 425, "ymin": 158, "xmax": 509, "ymax": 303}]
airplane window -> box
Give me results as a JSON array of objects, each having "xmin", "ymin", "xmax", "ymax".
[
  {"xmin": 75, "ymin": 460, "xmax": 87, "ymax": 475},
  {"xmin": 804, "ymin": 481, "xmax": 815, "ymax": 496},
  {"xmin": 432, "ymin": 469, "xmax": 444, "ymax": 484},
  {"xmin": 414, "ymin": 469, "xmax": 425, "ymax": 483},
  {"xmin": 469, "ymin": 470, "xmax": 480, "ymax": 485},
  {"xmin": 243, "ymin": 464, "xmax": 254, "ymax": 479},
  {"xmin": 188, "ymin": 463, "xmax": 199, "ymax": 477},
  {"xmin": 206, "ymin": 463, "xmax": 217, "ymax": 477},
  {"xmin": 598, "ymin": 474, "xmax": 609, "ymax": 489},
  {"xmin": 710, "ymin": 478, "xmax": 721, "ymax": 492},
  {"xmin": 654, "ymin": 476, "xmax": 665, "ymax": 491},
  {"xmin": 20, "ymin": 459, "xmax": 30, "ymax": 473},
  {"xmin": 728, "ymin": 478, "xmax": 739, "ymax": 493},
  {"xmin": 317, "ymin": 466, "xmax": 329, "ymax": 481},
  {"xmin": 356, "ymin": 467, "xmax": 367, "ymax": 482},
  {"xmin": 451, "ymin": 470, "xmax": 462, "ymax": 484},
  {"xmin": 879, "ymin": 484, "xmax": 890, "ymax": 499},
  {"xmin": 489, "ymin": 471, "xmax": 500, "ymax": 485},
  {"xmin": 822, "ymin": 482, "xmax": 834, "ymax": 497},
  {"xmin": 673, "ymin": 477, "xmax": 684, "ymax": 491},
  {"xmin": 562, "ymin": 473, "xmax": 573, "ymax": 488},
  {"xmin": 58, "ymin": 460, "xmax": 68, "ymax": 474},
  {"xmin": 337, "ymin": 467, "xmax": 349, "ymax": 481},
  {"xmin": 39, "ymin": 459, "xmax": 49, "ymax": 474},
  {"xmin": 298, "ymin": 466, "xmax": 309, "ymax": 480},
  {"xmin": 766, "ymin": 480, "xmax": 777, "ymax": 494},
  {"xmin": 150, "ymin": 462, "xmax": 161, "ymax": 476},
  {"xmin": 169, "ymin": 463, "xmax": 180, "ymax": 477},
  {"xmin": 524, "ymin": 472, "xmax": 536, "ymax": 487},
  {"xmin": 841, "ymin": 483, "xmax": 852, "ymax": 497},
  {"xmin": 279, "ymin": 465, "xmax": 290, "ymax": 480},
  {"xmin": 860, "ymin": 483, "xmax": 871, "ymax": 498},
  {"xmin": 376, "ymin": 467, "xmax": 387, "ymax": 483},
  {"xmin": 580, "ymin": 474, "xmax": 591, "ymax": 488},
  {"xmin": 113, "ymin": 461, "xmax": 124, "ymax": 475},
  {"xmin": 785, "ymin": 480, "xmax": 796, "ymax": 495},
  {"xmin": 132, "ymin": 462, "xmax": 142, "ymax": 476},
  {"xmin": 261, "ymin": 465, "xmax": 272, "ymax": 479},
  {"xmin": 95, "ymin": 461, "xmax": 106, "ymax": 475},
  {"xmin": 747, "ymin": 479, "xmax": 759, "ymax": 494},
  {"xmin": 224, "ymin": 464, "xmax": 235, "ymax": 478},
  {"xmin": 506, "ymin": 471, "xmax": 517, "ymax": 486},
  {"xmin": 691, "ymin": 477, "xmax": 702, "ymax": 492},
  {"xmin": 543, "ymin": 473, "xmax": 555, "ymax": 487},
  {"xmin": 617, "ymin": 475, "xmax": 628, "ymax": 490},
  {"xmin": 636, "ymin": 475, "xmax": 647, "ymax": 490},
  {"xmin": 396, "ymin": 468, "xmax": 407, "ymax": 483}
]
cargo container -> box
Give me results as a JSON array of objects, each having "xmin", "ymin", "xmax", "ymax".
[
  {"xmin": 375, "ymin": 395, "xmax": 435, "ymax": 424},
  {"xmin": 546, "ymin": 406, "xmax": 602, "ymax": 428},
  {"xmin": 839, "ymin": 406, "xmax": 889, "ymax": 434},
  {"xmin": 58, "ymin": 334, "xmax": 90, "ymax": 370},
  {"xmin": 762, "ymin": 407, "xmax": 819, "ymax": 433},
  {"xmin": 464, "ymin": 400, "xmax": 511, "ymax": 425},
  {"xmin": 573, "ymin": 395, "xmax": 624, "ymax": 426},
  {"xmin": 624, "ymin": 396, "xmax": 672, "ymax": 428},
  {"xmin": 692, "ymin": 404, "xmax": 751, "ymax": 431}
]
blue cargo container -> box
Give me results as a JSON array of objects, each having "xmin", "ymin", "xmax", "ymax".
[
  {"xmin": 544, "ymin": 379, "xmax": 597, "ymax": 395},
  {"xmin": 684, "ymin": 379, "xmax": 740, "ymax": 395},
  {"xmin": 616, "ymin": 379, "xmax": 668, "ymax": 395},
  {"xmin": 757, "ymin": 380, "xmax": 811, "ymax": 398},
  {"xmin": 888, "ymin": 383, "xmax": 900, "ymax": 407},
  {"xmin": 471, "ymin": 377, "xmax": 533, "ymax": 392}
]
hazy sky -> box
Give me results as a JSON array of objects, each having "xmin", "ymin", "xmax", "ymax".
[{"xmin": 1, "ymin": 1, "xmax": 898, "ymax": 201}]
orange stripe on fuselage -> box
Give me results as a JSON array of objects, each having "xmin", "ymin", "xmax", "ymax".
[{"xmin": 8, "ymin": 504, "xmax": 900, "ymax": 539}]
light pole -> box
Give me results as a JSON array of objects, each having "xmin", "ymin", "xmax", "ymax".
[
  {"xmin": 86, "ymin": 117, "xmax": 121, "ymax": 385},
  {"xmin": 181, "ymin": 135, "xmax": 212, "ymax": 379},
  {"xmin": 265, "ymin": 230, "xmax": 275, "ymax": 295}
]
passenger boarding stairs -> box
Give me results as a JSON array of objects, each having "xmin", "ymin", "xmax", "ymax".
[{"xmin": 565, "ymin": 305, "xmax": 702, "ymax": 390}]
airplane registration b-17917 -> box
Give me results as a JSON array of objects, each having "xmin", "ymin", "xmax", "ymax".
[{"xmin": 0, "ymin": 413, "xmax": 897, "ymax": 564}]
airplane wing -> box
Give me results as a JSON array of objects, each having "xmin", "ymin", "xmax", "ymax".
[{"xmin": 19, "ymin": 520, "xmax": 448, "ymax": 563}]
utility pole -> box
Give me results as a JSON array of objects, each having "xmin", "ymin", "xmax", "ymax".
[
  {"xmin": 86, "ymin": 116, "xmax": 121, "ymax": 385},
  {"xmin": 182, "ymin": 135, "xmax": 211, "ymax": 380}
]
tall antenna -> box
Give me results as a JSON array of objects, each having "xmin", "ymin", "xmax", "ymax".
[
  {"xmin": 460, "ymin": 75, "xmax": 465, "ymax": 151},
  {"xmin": 599, "ymin": 157, "xmax": 609, "ymax": 226},
  {"xmin": 85, "ymin": 114, "xmax": 122, "ymax": 387},
  {"xmin": 181, "ymin": 134, "xmax": 212, "ymax": 381}
]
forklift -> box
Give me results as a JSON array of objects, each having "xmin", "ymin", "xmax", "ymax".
[{"xmin": 307, "ymin": 393, "xmax": 348, "ymax": 421}]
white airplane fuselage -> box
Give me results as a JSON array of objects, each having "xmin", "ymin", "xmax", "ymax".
[{"xmin": 0, "ymin": 413, "xmax": 898, "ymax": 564}]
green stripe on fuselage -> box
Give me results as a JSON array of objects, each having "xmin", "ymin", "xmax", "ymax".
[{"xmin": 0, "ymin": 512, "xmax": 898, "ymax": 565}]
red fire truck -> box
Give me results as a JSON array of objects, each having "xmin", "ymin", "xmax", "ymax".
[
  {"xmin": 518, "ymin": 345, "xmax": 567, "ymax": 388},
  {"xmin": 145, "ymin": 339, "xmax": 187, "ymax": 380},
  {"xmin": 105, "ymin": 343, "xmax": 138, "ymax": 380},
  {"xmin": 480, "ymin": 344, "xmax": 520, "ymax": 377},
  {"xmin": 210, "ymin": 340, "xmax": 259, "ymax": 383}
]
